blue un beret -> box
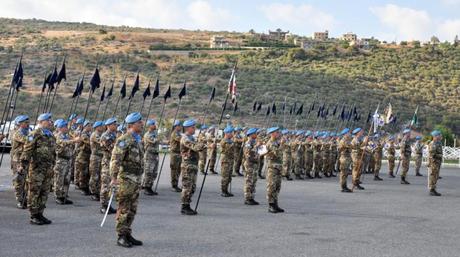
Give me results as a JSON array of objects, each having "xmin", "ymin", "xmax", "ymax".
[
  {"xmin": 54, "ymin": 119, "xmax": 64, "ymax": 127},
  {"xmin": 56, "ymin": 120, "xmax": 68, "ymax": 129},
  {"xmin": 183, "ymin": 119, "xmax": 196, "ymax": 127},
  {"xmin": 267, "ymin": 127, "xmax": 279, "ymax": 134},
  {"xmin": 340, "ymin": 128, "xmax": 350, "ymax": 136},
  {"xmin": 38, "ymin": 113, "xmax": 52, "ymax": 122},
  {"xmin": 431, "ymin": 130, "xmax": 441, "ymax": 137},
  {"xmin": 68, "ymin": 113, "xmax": 77, "ymax": 120},
  {"xmin": 14, "ymin": 115, "xmax": 29, "ymax": 124},
  {"xmin": 246, "ymin": 128, "xmax": 258, "ymax": 136},
  {"xmin": 104, "ymin": 118, "xmax": 117, "ymax": 126},
  {"xmin": 201, "ymin": 124, "xmax": 208, "ymax": 130},
  {"xmin": 93, "ymin": 121, "xmax": 104, "ymax": 128},
  {"xmin": 352, "ymin": 128, "xmax": 362, "ymax": 135},
  {"xmin": 403, "ymin": 129, "xmax": 411, "ymax": 135},
  {"xmin": 146, "ymin": 119, "xmax": 156, "ymax": 126},
  {"xmin": 84, "ymin": 120, "xmax": 92, "ymax": 127},
  {"xmin": 415, "ymin": 136, "xmax": 422, "ymax": 140},
  {"xmin": 224, "ymin": 126, "xmax": 234, "ymax": 134},
  {"xmin": 125, "ymin": 112, "xmax": 142, "ymax": 124},
  {"xmin": 75, "ymin": 118, "xmax": 84, "ymax": 125},
  {"xmin": 281, "ymin": 129, "xmax": 289, "ymax": 135},
  {"xmin": 173, "ymin": 120, "xmax": 182, "ymax": 127},
  {"xmin": 305, "ymin": 130, "xmax": 312, "ymax": 137}
]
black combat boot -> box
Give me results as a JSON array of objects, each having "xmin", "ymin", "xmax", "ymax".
[
  {"xmin": 221, "ymin": 190, "xmax": 234, "ymax": 197},
  {"xmin": 429, "ymin": 189, "xmax": 441, "ymax": 196},
  {"xmin": 274, "ymin": 201, "xmax": 284, "ymax": 213},
  {"xmin": 416, "ymin": 173, "xmax": 423, "ymax": 177},
  {"xmin": 126, "ymin": 234, "xmax": 143, "ymax": 246},
  {"xmin": 268, "ymin": 203, "xmax": 279, "ymax": 213},
  {"xmin": 305, "ymin": 173, "xmax": 313, "ymax": 179},
  {"xmin": 341, "ymin": 186, "xmax": 352, "ymax": 193},
  {"xmin": 374, "ymin": 176, "xmax": 383, "ymax": 181},
  {"xmin": 38, "ymin": 213, "xmax": 52, "ymax": 225},
  {"xmin": 354, "ymin": 183, "xmax": 365, "ymax": 190},
  {"xmin": 63, "ymin": 198, "xmax": 73, "ymax": 205},
  {"xmin": 171, "ymin": 186, "xmax": 182, "ymax": 192},
  {"xmin": 80, "ymin": 187, "xmax": 91, "ymax": 195},
  {"xmin": 330, "ymin": 172, "xmax": 337, "ymax": 177},
  {"xmin": 56, "ymin": 197, "xmax": 65, "ymax": 205},
  {"xmin": 236, "ymin": 170, "xmax": 244, "ymax": 177},
  {"xmin": 30, "ymin": 214, "xmax": 45, "ymax": 225},
  {"xmin": 144, "ymin": 187, "xmax": 158, "ymax": 196},
  {"xmin": 90, "ymin": 194, "xmax": 100, "ymax": 201},
  {"xmin": 117, "ymin": 235, "xmax": 133, "ymax": 248},
  {"xmin": 258, "ymin": 170, "xmax": 265, "ymax": 179},
  {"xmin": 181, "ymin": 204, "xmax": 197, "ymax": 215},
  {"xmin": 210, "ymin": 169, "xmax": 218, "ymax": 174},
  {"xmin": 401, "ymin": 176, "xmax": 410, "ymax": 185},
  {"xmin": 314, "ymin": 172, "xmax": 322, "ymax": 179},
  {"xmin": 285, "ymin": 175, "xmax": 293, "ymax": 181},
  {"xmin": 16, "ymin": 201, "xmax": 27, "ymax": 209},
  {"xmin": 295, "ymin": 174, "xmax": 304, "ymax": 180},
  {"xmin": 244, "ymin": 199, "xmax": 259, "ymax": 205},
  {"xmin": 388, "ymin": 172, "xmax": 395, "ymax": 178},
  {"xmin": 324, "ymin": 172, "xmax": 331, "ymax": 178}
]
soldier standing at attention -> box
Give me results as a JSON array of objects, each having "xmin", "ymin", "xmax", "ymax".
[
  {"xmin": 304, "ymin": 131, "xmax": 314, "ymax": 179},
  {"xmin": 20, "ymin": 113, "xmax": 56, "ymax": 225},
  {"xmin": 179, "ymin": 119, "xmax": 206, "ymax": 215},
  {"xmin": 313, "ymin": 132, "xmax": 323, "ymax": 178},
  {"xmin": 110, "ymin": 112, "xmax": 144, "ymax": 248},
  {"xmin": 169, "ymin": 120, "xmax": 183, "ymax": 192},
  {"xmin": 76, "ymin": 121, "xmax": 92, "ymax": 195},
  {"xmin": 54, "ymin": 120, "xmax": 80, "ymax": 205},
  {"xmin": 338, "ymin": 128, "xmax": 352, "ymax": 192},
  {"xmin": 351, "ymin": 128, "xmax": 365, "ymax": 190},
  {"xmin": 400, "ymin": 129, "xmax": 412, "ymax": 185},
  {"xmin": 197, "ymin": 125, "xmax": 208, "ymax": 175},
  {"xmin": 99, "ymin": 118, "xmax": 117, "ymax": 214},
  {"xmin": 427, "ymin": 130, "xmax": 443, "ymax": 196},
  {"xmin": 386, "ymin": 136, "xmax": 396, "ymax": 178},
  {"xmin": 142, "ymin": 119, "xmax": 159, "ymax": 196},
  {"xmin": 329, "ymin": 133, "xmax": 338, "ymax": 177},
  {"xmin": 220, "ymin": 126, "xmax": 235, "ymax": 197},
  {"xmin": 280, "ymin": 129, "xmax": 293, "ymax": 180},
  {"xmin": 11, "ymin": 115, "xmax": 30, "ymax": 209},
  {"xmin": 89, "ymin": 121, "xmax": 105, "ymax": 201},
  {"xmin": 206, "ymin": 126, "xmax": 218, "ymax": 174},
  {"xmin": 373, "ymin": 134, "xmax": 384, "ymax": 181},
  {"xmin": 232, "ymin": 127, "xmax": 244, "ymax": 177},
  {"xmin": 264, "ymin": 127, "xmax": 284, "ymax": 213},
  {"xmin": 243, "ymin": 128, "xmax": 260, "ymax": 205},
  {"xmin": 71, "ymin": 118, "xmax": 83, "ymax": 187},
  {"xmin": 413, "ymin": 136, "xmax": 424, "ymax": 176},
  {"xmin": 257, "ymin": 130, "xmax": 267, "ymax": 179}
]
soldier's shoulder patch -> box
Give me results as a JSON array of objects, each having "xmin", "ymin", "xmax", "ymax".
[
  {"xmin": 28, "ymin": 135, "xmax": 34, "ymax": 142},
  {"xmin": 118, "ymin": 140, "xmax": 127, "ymax": 148}
]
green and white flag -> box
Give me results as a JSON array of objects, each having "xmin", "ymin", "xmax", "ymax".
[{"xmin": 410, "ymin": 105, "xmax": 418, "ymax": 127}]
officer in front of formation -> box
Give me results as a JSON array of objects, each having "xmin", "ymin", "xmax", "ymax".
[
  {"xmin": 264, "ymin": 127, "xmax": 284, "ymax": 213},
  {"xmin": 20, "ymin": 113, "xmax": 56, "ymax": 225},
  {"xmin": 110, "ymin": 112, "xmax": 144, "ymax": 248},
  {"xmin": 242, "ymin": 128, "xmax": 260, "ymax": 205},
  {"xmin": 428, "ymin": 130, "xmax": 443, "ymax": 196},
  {"xmin": 11, "ymin": 115, "xmax": 30, "ymax": 209}
]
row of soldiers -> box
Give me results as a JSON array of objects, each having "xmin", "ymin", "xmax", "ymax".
[{"xmin": 8, "ymin": 111, "xmax": 444, "ymax": 248}]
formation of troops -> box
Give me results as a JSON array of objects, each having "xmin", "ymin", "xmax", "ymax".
[{"xmin": 7, "ymin": 110, "xmax": 445, "ymax": 248}]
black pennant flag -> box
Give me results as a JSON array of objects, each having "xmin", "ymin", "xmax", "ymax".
[
  {"xmin": 257, "ymin": 102, "xmax": 262, "ymax": 112},
  {"xmin": 12, "ymin": 58, "xmax": 23, "ymax": 86},
  {"xmin": 106, "ymin": 81, "xmax": 113, "ymax": 98},
  {"xmin": 272, "ymin": 102, "xmax": 277, "ymax": 115},
  {"xmin": 296, "ymin": 104, "xmax": 303, "ymax": 115},
  {"xmin": 71, "ymin": 80, "xmax": 79, "ymax": 98},
  {"xmin": 120, "ymin": 78, "xmax": 127, "ymax": 99},
  {"xmin": 142, "ymin": 81, "xmax": 151, "ymax": 100},
  {"xmin": 129, "ymin": 73, "xmax": 140, "ymax": 99},
  {"xmin": 57, "ymin": 59, "xmax": 66, "ymax": 84},
  {"xmin": 163, "ymin": 85, "xmax": 171, "ymax": 100},
  {"xmin": 41, "ymin": 75, "xmax": 48, "ymax": 93},
  {"xmin": 289, "ymin": 105, "xmax": 293, "ymax": 115},
  {"xmin": 266, "ymin": 105, "xmax": 271, "ymax": 116},
  {"xmin": 152, "ymin": 78, "xmax": 160, "ymax": 99},
  {"xmin": 100, "ymin": 85, "xmax": 106, "ymax": 102},
  {"xmin": 178, "ymin": 82, "xmax": 186, "ymax": 100},
  {"xmin": 90, "ymin": 67, "xmax": 101, "ymax": 93},
  {"xmin": 209, "ymin": 87, "xmax": 216, "ymax": 103},
  {"xmin": 253, "ymin": 101, "xmax": 257, "ymax": 112},
  {"xmin": 332, "ymin": 105, "xmax": 337, "ymax": 116},
  {"xmin": 233, "ymin": 102, "xmax": 238, "ymax": 113}
]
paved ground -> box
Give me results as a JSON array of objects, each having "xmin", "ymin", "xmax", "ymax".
[{"xmin": 0, "ymin": 154, "xmax": 459, "ymax": 257}]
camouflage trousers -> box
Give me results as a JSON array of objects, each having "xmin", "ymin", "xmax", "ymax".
[
  {"xmin": 198, "ymin": 150, "xmax": 207, "ymax": 174},
  {"xmin": 428, "ymin": 160, "xmax": 441, "ymax": 190},
  {"xmin": 180, "ymin": 163, "xmax": 198, "ymax": 204},
  {"xmin": 75, "ymin": 155, "xmax": 90, "ymax": 189},
  {"xmin": 28, "ymin": 163, "xmax": 53, "ymax": 215},
  {"xmin": 322, "ymin": 153, "xmax": 330, "ymax": 174},
  {"xmin": 53, "ymin": 158, "xmax": 71, "ymax": 199},
  {"xmin": 243, "ymin": 162, "xmax": 258, "ymax": 201},
  {"xmin": 313, "ymin": 153, "xmax": 322, "ymax": 174},
  {"xmin": 257, "ymin": 156, "xmax": 265, "ymax": 175},
  {"xmin": 304, "ymin": 152, "xmax": 313, "ymax": 176},
  {"xmin": 362, "ymin": 154, "xmax": 370, "ymax": 173},
  {"xmin": 208, "ymin": 148, "xmax": 217, "ymax": 172},
  {"xmin": 339, "ymin": 156, "xmax": 351, "ymax": 188},
  {"xmin": 221, "ymin": 161, "xmax": 233, "ymax": 192},
  {"xmin": 351, "ymin": 154, "xmax": 361, "ymax": 185},
  {"xmin": 401, "ymin": 155, "xmax": 411, "ymax": 177},
  {"xmin": 170, "ymin": 153, "xmax": 182, "ymax": 188},
  {"xmin": 100, "ymin": 157, "xmax": 111, "ymax": 206},
  {"xmin": 415, "ymin": 154, "xmax": 422, "ymax": 174},
  {"xmin": 233, "ymin": 149, "xmax": 243, "ymax": 174},
  {"xmin": 11, "ymin": 160, "xmax": 27, "ymax": 203},
  {"xmin": 373, "ymin": 156, "xmax": 382, "ymax": 177},
  {"xmin": 142, "ymin": 153, "xmax": 159, "ymax": 188},
  {"xmin": 116, "ymin": 179, "xmax": 140, "ymax": 236},
  {"xmin": 282, "ymin": 153, "xmax": 291, "ymax": 177},
  {"xmin": 368, "ymin": 155, "xmax": 375, "ymax": 173},
  {"xmin": 330, "ymin": 154, "xmax": 337, "ymax": 172},
  {"xmin": 70, "ymin": 155, "xmax": 76, "ymax": 184},
  {"xmin": 388, "ymin": 156, "xmax": 395, "ymax": 174},
  {"xmin": 293, "ymin": 153, "xmax": 303, "ymax": 176},
  {"xmin": 266, "ymin": 164, "xmax": 282, "ymax": 204},
  {"xmin": 89, "ymin": 155, "xmax": 102, "ymax": 195}
]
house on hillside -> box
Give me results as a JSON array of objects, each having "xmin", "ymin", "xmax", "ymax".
[
  {"xmin": 209, "ymin": 35, "xmax": 229, "ymax": 48},
  {"xmin": 313, "ymin": 30, "xmax": 329, "ymax": 41},
  {"xmin": 268, "ymin": 28, "xmax": 290, "ymax": 41},
  {"xmin": 342, "ymin": 32, "xmax": 357, "ymax": 42}
]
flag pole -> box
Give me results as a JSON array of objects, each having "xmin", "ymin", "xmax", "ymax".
[{"xmin": 48, "ymin": 55, "xmax": 66, "ymax": 113}]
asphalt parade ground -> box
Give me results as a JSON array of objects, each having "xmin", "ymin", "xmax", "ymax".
[{"xmin": 0, "ymin": 154, "xmax": 459, "ymax": 257}]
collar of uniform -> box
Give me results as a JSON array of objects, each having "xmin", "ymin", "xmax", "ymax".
[{"xmin": 130, "ymin": 132, "xmax": 141, "ymax": 143}]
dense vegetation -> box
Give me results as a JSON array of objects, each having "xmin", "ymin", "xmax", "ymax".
[{"xmin": 0, "ymin": 18, "xmax": 458, "ymax": 144}]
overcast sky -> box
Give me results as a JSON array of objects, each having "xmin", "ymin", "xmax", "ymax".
[{"xmin": 2, "ymin": 0, "xmax": 460, "ymax": 42}]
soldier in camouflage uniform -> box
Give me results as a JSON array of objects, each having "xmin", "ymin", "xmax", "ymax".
[
  {"xmin": 386, "ymin": 136, "xmax": 396, "ymax": 178},
  {"xmin": 257, "ymin": 131, "xmax": 267, "ymax": 179},
  {"xmin": 75, "ymin": 121, "xmax": 92, "ymax": 195},
  {"xmin": 400, "ymin": 129, "xmax": 412, "ymax": 184},
  {"xmin": 220, "ymin": 126, "xmax": 235, "ymax": 197},
  {"xmin": 372, "ymin": 134, "xmax": 384, "ymax": 181},
  {"xmin": 110, "ymin": 112, "xmax": 144, "ymax": 248},
  {"xmin": 264, "ymin": 127, "xmax": 284, "ymax": 213},
  {"xmin": 329, "ymin": 133, "xmax": 338, "ymax": 177},
  {"xmin": 99, "ymin": 118, "xmax": 117, "ymax": 214},
  {"xmin": 169, "ymin": 120, "xmax": 182, "ymax": 192},
  {"xmin": 89, "ymin": 121, "xmax": 105, "ymax": 201},
  {"xmin": 351, "ymin": 128, "xmax": 365, "ymax": 190},
  {"xmin": 179, "ymin": 119, "xmax": 206, "ymax": 215},
  {"xmin": 322, "ymin": 133, "xmax": 331, "ymax": 177},
  {"xmin": 67, "ymin": 114, "xmax": 78, "ymax": 184},
  {"xmin": 206, "ymin": 126, "xmax": 218, "ymax": 174},
  {"xmin": 338, "ymin": 128, "xmax": 352, "ymax": 192},
  {"xmin": 70, "ymin": 117, "xmax": 83, "ymax": 186},
  {"xmin": 243, "ymin": 128, "xmax": 260, "ymax": 205},
  {"xmin": 304, "ymin": 131, "xmax": 314, "ymax": 179},
  {"xmin": 197, "ymin": 125, "xmax": 208, "ymax": 175},
  {"xmin": 20, "ymin": 113, "xmax": 56, "ymax": 225},
  {"xmin": 313, "ymin": 133, "xmax": 323, "ymax": 178},
  {"xmin": 142, "ymin": 119, "xmax": 160, "ymax": 195},
  {"xmin": 280, "ymin": 129, "xmax": 293, "ymax": 180},
  {"xmin": 293, "ymin": 131, "xmax": 305, "ymax": 180},
  {"xmin": 413, "ymin": 136, "xmax": 424, "ymax": 176},
  {"xmin": 54, "ymin": 120, "xmax": 80, "ymax": 205},
  {"xmin": 427, "ymin": 130, "xmax": 443, "ymax": 196},
  {"xmin": 232, "ymin": 127, "xmax": 244, "ymax": 177},
  {"xmin": 11, "ymin": 115, "xmax": 29, "ymax": 209}
]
